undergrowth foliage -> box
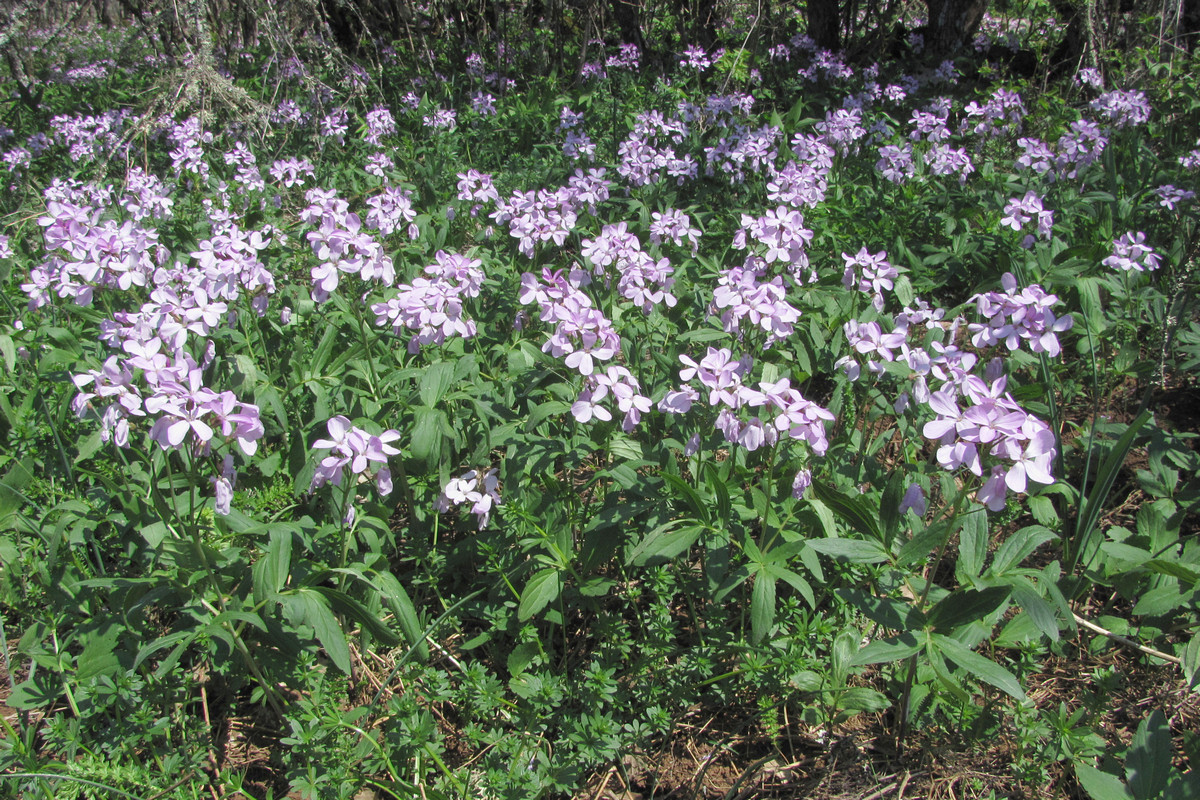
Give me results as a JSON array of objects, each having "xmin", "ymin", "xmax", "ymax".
[{"xmin": 0, "ymin": 9, "xmax": 1199, "ymax": 800}]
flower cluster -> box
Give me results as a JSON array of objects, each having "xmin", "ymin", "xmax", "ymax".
[
  {"xmin": 999, "ymin": 191, "xmax": 1054, "ymax": 245},
  {"xmin": 1103, "ymin": 232, "xmax": 1161, "ymax": 272},
  {"xmin": 876, "ymin": 144, "xmax": 915, "ymax": 184},
  {"xmin": 924, "ymin": 145, "xmax": 974, "ymax": 184},
  {"xmin": 665, "ymin": 348, "xmax": 833, "ymax": 455},
  {"xmin": 1153, "ymin": 184, "xmax": 1195, "ymax": 211},
  {"xmin": 302, "ymin": 188, "xmax": 395, "ymax": 300},
  {"xmin": 712, "ymin": 261, "xmax": 801, "ymax": 347},
  {"xmin": 704, "ymin": 124, "xmax": 781, "ymax": 183},
  {"xmin": 364, "ymin": 106, "xmax": 396, "ymax": 147},
  {"xmin": 518, "ymin": 268, "xmax": 621, "ymax": 377},
  {"xmin": 968, "ymin": 272, "xmax": 1074, "ymax": 357},
  {"xmin": 571, "ymin": 364, "xmax": 652, "ymax": 431},
  {"xmin": 767, "ymin": 159, "xmax": 829, "ymax": 206},
  {"xmin": 365, "ymin": 186, "xmax": 418, "ymax": 237},
  {"xmin": 815, "ymin": 107, "xmax": 865, "ymax": 155},
  {"xmin": 961, "ymin": 88, "xmax": 1025, "ymax": 138},
  {"xmin": 732, "ymin": 207, "xmax": 814, "ymax": 278},
  {"xmin": 437, "ymin": 469, "xmax": 502, "ymax": 529},
  {"xmin": 167, "ymin": 116, "xmax": 213, "ymax": 180},
  {"xmin": 371, "ymin": 250, "xmax": 483, "ymax": 352},
  {"xmin": 923, "ymin": 375, "xmax": 1056, "ymax": 511},
  {"xmin": 649, "ymin": 208, "xmax": 701, "ymax": 254},
  {"xmin": 842, "ymin": 248, "xmax": 897, "ymax": 313},
  {"xmin": 617, "ymin": 110, "xmax": 697, "ymax": 188},
  {"xmin": 310, "ymin": 415, "xmax": 399, "ymax": 500},
  {"xmin": 1090, "ymin": 90, "xmax": 1151, "ymax": 129}
]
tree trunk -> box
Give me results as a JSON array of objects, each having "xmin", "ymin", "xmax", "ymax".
[
  {"xmin": 922, "ymin": 0, "xmax": 989, "ymax": 56},
  {"xmin": 807, "ymin": 0, "xmax": 840, "ymax": 50}
]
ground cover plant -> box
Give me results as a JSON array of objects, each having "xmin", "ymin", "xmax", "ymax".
[{"xmin": 1, "ymin": 1, "xmax": 1199, "ymax": 798}]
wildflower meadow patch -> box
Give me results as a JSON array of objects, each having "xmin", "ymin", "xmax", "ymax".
[{"xmin": 1, "ymin": 5, "xmax": 1199, "ymax": 799}]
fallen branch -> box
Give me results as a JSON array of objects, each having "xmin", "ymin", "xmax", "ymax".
[{"xmin": 1073, "ymin": 612, "xmax": 1182, "ymax": 665}]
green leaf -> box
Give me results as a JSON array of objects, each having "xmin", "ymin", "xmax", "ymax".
[
  {"xmin": 284, "ymin": 590, "xmax": 352, "ymax": 675},
  {"xmin": 808, "ymin": 537, "xmax": 890, "ymax": 564},
  {"xmin": 0, "ymin": 334, "xmax": 14, "ymax": 374},
  {"xmin": 309, "ymin": 324, "xmax": 340, "ymax": 375},
  {"xmin": 925, "ymin": 586, "xmax": 1011, "ymax": 632},
  {"xmin": 75, "ymin": 624, "xmax": 122, "ymax": 682},
  {"xmin": 518, "ymin": 568, "xmax": 562, "ymax": 621},
  {"xmin": 1144, "ymin": 560, "xmax": 1200, "ymax": 586},
  {"xmin": 411, "ymin": 407, "xmax": 446, "ymax": 465},
  {"xmin": 879, "ymin": 472, "xmax": 905, "ymax": 547},
  {"xmin": 1182, "ymin": 633, "xmax": 1200, "ymax": 692},
  {"xmin": 810, "ymin": 482, "xmax": 882, "ymax": 541},
  {"xmin": 309, "ymin": 585, "xmax": 401, "ymax": 647},
  {"xmin": 660, "ymin": 473, "xmax": 710, "ymax": 524},
  {"xmin": 1008, "ymin": 578, "xmax": 1060, "ymax": 641},
  {"xmin": 957, "ymin": 508, "xmax": 989, "ymax": 580},
  {"xmin": 853, "ymin": 632, "xmax": 923, "ymax": 666},
  {"xmin": 1075, "ymin": 764, "xmax": 1133, "ymax": 800},
  {"xmin": 0, "ymin": 459, "xmax": 33, "ymax": 520},
  {"xmin": 1075, "ymin": 411, "xmax": 1153, "ymax": 560},
  {"xmin": 990, "ymin": 526, "xmax": 1058, "ymax": 575},
  {"xmin": 836, "ymin": 687, "xmax": 890, "ymax": 715},
  {"xmin": 896, "ymin": 519, "xmax": 954, "ymax": 568},
  {"xmin": 418, "ymin": 361, "xmax": 456, "ymax": 407},
  {"xmin": 750, "ymin": 574, "xmax": 776, "ymax": 643},
  {"xmin": 627, "ymin": 520, "xmax": 704, "ymax": 566},
  {"xmin": 930, "ymin": 633, "xmax": 1026, "ymax": 702},
  {"xmin": 838, "ymin": 588, "xmax": 925, "ymax": 630},
  {"xmin": 1125, "ymin": 709, "xmax": 1171, "ymax": 800},
  {"xmin": 523, "ymin": 400, "xmax": 571, "ymax": 432},
  {"xmin": 74, "ymin": 431, "xmax": 104, "ymax": 464},
  {"xmin": 771, "ymin": 565, "xmax": 815, "ymax": 609},
  {"xmin": 253, "ymin": 530, "xmax": 292, "ymax": 605},
  {"xmin": 374, "ymin": 570, "xmax": 429, "ymax": 663}
]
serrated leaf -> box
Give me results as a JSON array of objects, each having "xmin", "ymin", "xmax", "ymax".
[
  {"xmin": 627, "ymin": 520, "xmax": 704, "ymax": 566},
  {"xmin": 418, "ymin": 361, "xmax": 455, "ymax": 407},
  {"xmin": 810, "ymin": 482, "xmax": 882, "ymax": 541},
  {"xmin": 925, "ymin": 586, "xmax": 1011, "ymax": 632},
  {"xmin": 1126, "ymin": 709, "xmax": 1171, "ymax": 800},
  {"xmin": 1075, "ymin": 764, "xmax": 1133, "ymax": 800},
  {"xmin": 286, "ymin": 590, "xmax": 352, "ymax": 675},
  {"xmin": 930, "ymin": 633, "xmax": 1026, "ymax": 702},
  {"xmin": 750, "ymin": 574, "xmax": 776, "ymax": 644},
  {"xmin": 809, "ymin": 537, "xmax": 890, "ymax": 564},
  {"xmin": 518, "ymin": 568, "xmax": 562, "ymax": 621}
]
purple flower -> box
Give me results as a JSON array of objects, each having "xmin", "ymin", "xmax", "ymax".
[
  {"xmin": 968, "ymin": 272, "xmax": 1074, "ymax": 356},
  {"xmin": 1103, "ymin": 232, "xmax": 1161, "ymax": 272},
  {"xmin": 1090, "ymin": 90, "xmax": 1151, "ymax": 129},
  {"xmin": 437, "ymin": 468, "xmax": 502, "ymax": 529},
  {"xmin": 876, "ymin": 144, "xmax": 915, "ymax": 184},
  {"xmin": 791, "ymin": 469, "xmax": 812, "ymax": 499},
  {"xmin": 1153, "ymin": 185, "xmax": 1195, "ymax": 211},
  {"xmin": 310, "ymin": 415, "xmax": 400, "ymax": 497}
]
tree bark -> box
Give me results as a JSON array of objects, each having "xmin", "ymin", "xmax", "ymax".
[
  {"xmin": 807, "ymin": 0, "xmax": 840, "ymax": 51},
  {"xmin": 922, "ymin": 0, "xmax": 989, "ymax": 56}
]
